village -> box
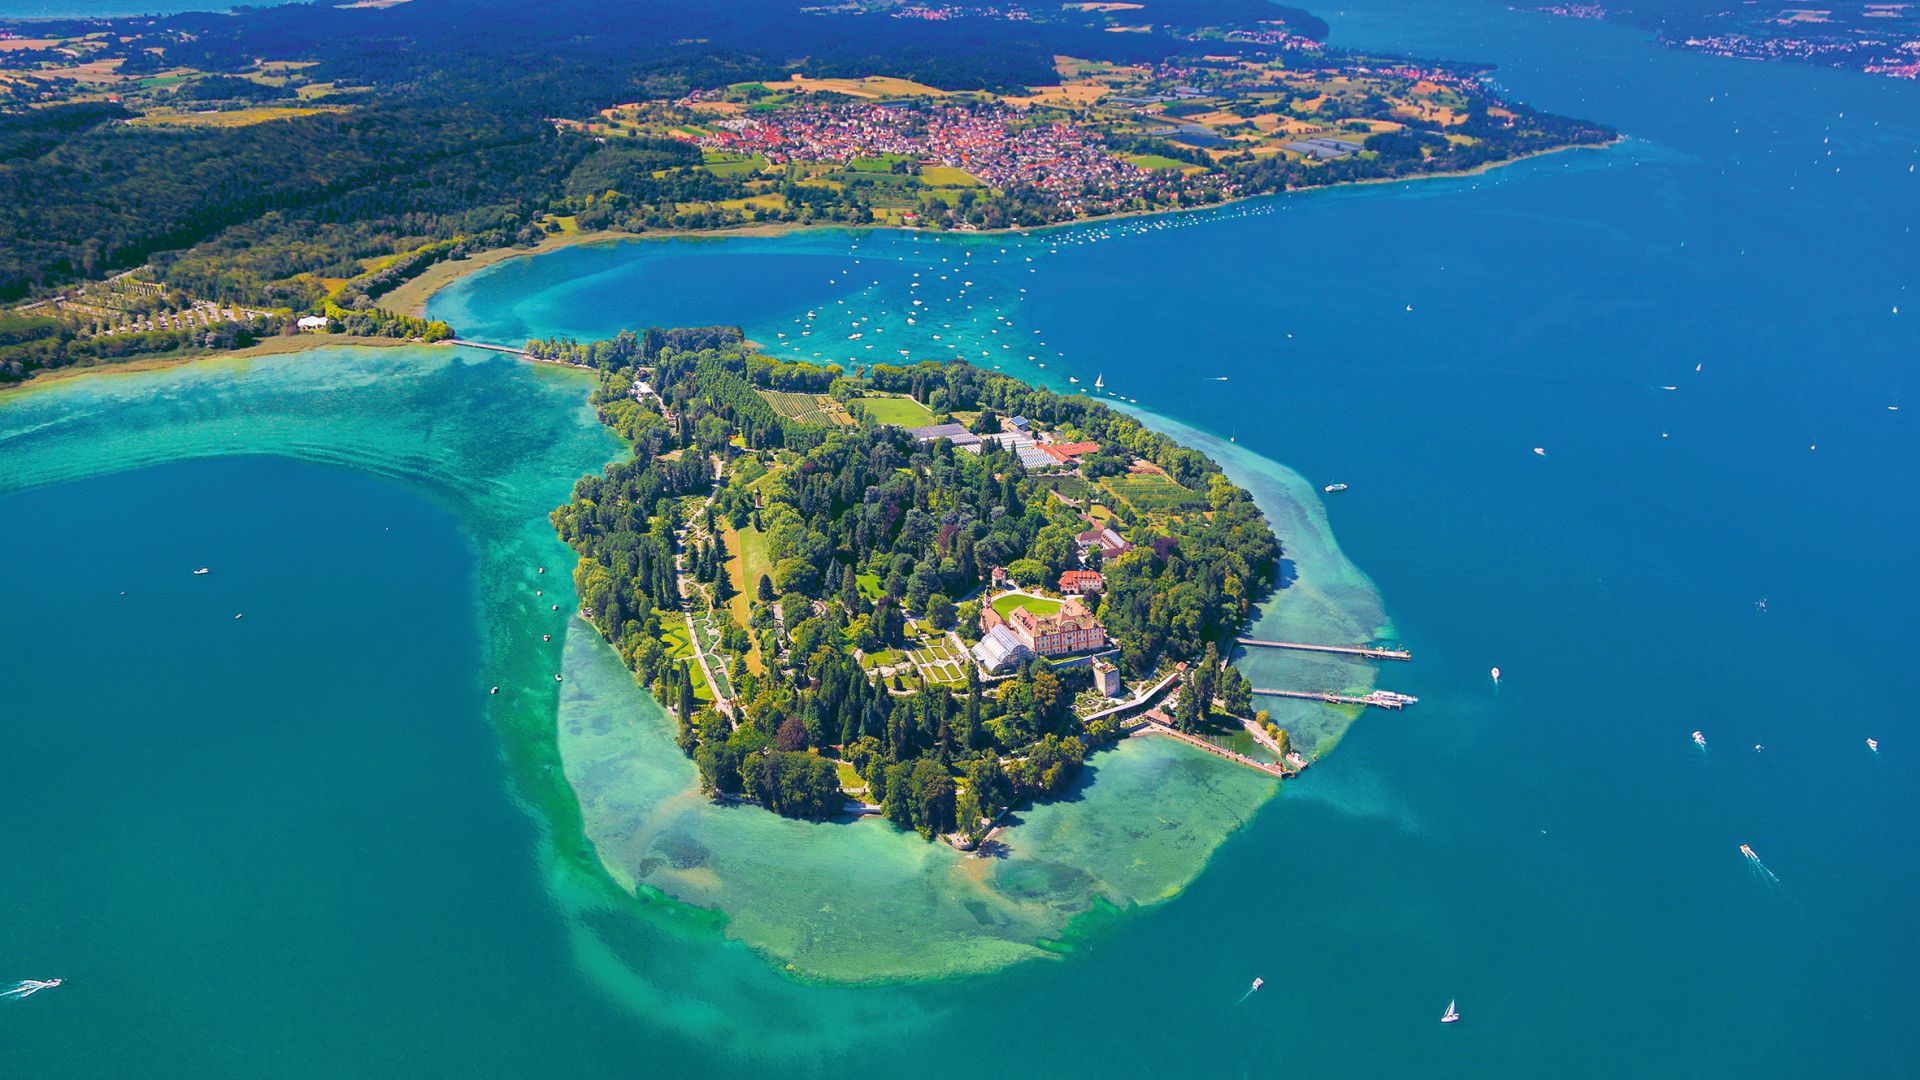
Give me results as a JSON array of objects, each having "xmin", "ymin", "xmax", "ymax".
[{"xmin": 691, "ymin": 98, "xmax": 1177, "ymax": 214}]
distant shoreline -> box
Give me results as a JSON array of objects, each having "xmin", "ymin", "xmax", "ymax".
[{"xmin": 396, "ymin": 136, "xmax": 1621, "ymax": 322}]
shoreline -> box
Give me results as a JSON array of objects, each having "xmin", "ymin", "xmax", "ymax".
[{"xmin": 397, "ymin": 136, "xmax": 1622, "ymax": 323}]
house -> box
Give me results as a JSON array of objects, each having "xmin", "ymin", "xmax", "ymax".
[
  {"xmin": 296, "ymin": 315, "xmax": 330, "ymax": 332},
  {"xmin": 1075, "ymin": 525, "xmax": 1131, "ymax": 562},
  {"xmin": 1004, "ymin": 599, "xmax": 1106, "ymax": 657},
  {"xmin": 990, "ymin": 565, "xmax": 1012, "ymax": 590},
  {"xmin": 1003, "ymin": 415, "xmax": 1034, "ymax": 436},
  {"xmin": 1092, "ymin": 658, "xmax": 1123, "ymax": 698},
  {"xmin": 972, "ymin": 624, "xmax": 1030, "ymax": 674},
  {"xmin": 1059, "ymin": 570, "xmax": 1104, "ymax": 595},
  {"xmin": 1040, "ymin": 440, "xmax": 1100, "ymax": 465}
]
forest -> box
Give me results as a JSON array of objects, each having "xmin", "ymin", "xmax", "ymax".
[{"xmin": 548, "ymin": 328, "xmax": 1278, "ymax": 838}]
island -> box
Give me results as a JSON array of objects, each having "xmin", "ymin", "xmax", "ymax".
[
  {"xmin": 544, "ymin": 325, "xmax": 1288, "ymax": 843},
  {"xmin": 1, "ymin": 0, "xmax": 1611, "ymax": 386}
]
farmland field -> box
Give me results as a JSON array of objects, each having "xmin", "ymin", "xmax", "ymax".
[
  {"xmin": 1099, "ymin": 473, "xmax": 1205, "ymax": 517},
  {"xmin": 758, "ymin": 389, "xmax": 853, "ymax": 426}
]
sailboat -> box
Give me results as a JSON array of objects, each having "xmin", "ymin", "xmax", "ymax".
[
  {"xmin": 1094, "ymin": 373, "xmax": 1104, "ymax": 392},
  {"xmin": 1441, "ymin": 999, "xmax": 1460, "ymax": 1024}
]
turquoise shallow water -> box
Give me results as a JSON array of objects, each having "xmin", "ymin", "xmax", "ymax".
[{"xmin": 5, "ymin": 0, "xmax": 1919, "ymax": 1074}]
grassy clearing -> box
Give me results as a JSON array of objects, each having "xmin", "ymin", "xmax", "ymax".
[
  {"xmin": 858, "ymin": 393, "xmax": 936, "ymax": 427},
  {"xmin": 918, "ymin": 165, "xmax": 981, "ymax": 187},
  {"xmin": 835, "ymin": 760, "xmax": 866, "ymax": 793},
  {"xmin": 717, "ymin": 521, "xmax": 768, "ymax": 676},
  {"xmin": 1125, "ymin": 153, "xmax": 1197, "ymax": 171},
  {"xmin": 129, "ymin": 106, "xmax": 346, "ymax": 128},
  {"xmin": 850, "ymin": 153, "xmax": 916, "ymax": 173},
  {"xmin": 701, "ymin": 150, "xmax": 769, "ymax": 177}
]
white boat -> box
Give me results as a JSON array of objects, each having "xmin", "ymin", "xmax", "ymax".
[
  {"xmin": 1251, "ymin": 977, "xmax": 1264, "ymax": 991},
  {"xmin": 1068, "ymin": 376, "xmax": 1079, "ymax": 384},
  {"xmin": 1094, "ymin": 373, "xmax": 1104, "ymax": 391},
  {"xmin": 1692, "ymin": 731, "xmax": 1706, "ymax": 747},
  {"xmin": 1739, "ymin": 843, "xmax": 1757, "ymax": 859},
  {"xmin": 1533, "ymin": 447, "xmax": 1547, "ymax": 457},
  {"xmin": 193, "ymin": 567, "xmax": 210, "ymax": 575},
  {"xmin": 1441, "ymin": 999, "xmax": 1460, "ymax": 1024},
  {"xmin": 1867, "ymin": 738, "xmax": 1879, "ymax": 752},
  {"xmin": 1324, "ymin": 483, "xmax": 1349, "ymax": 493},
  {"xmin": 1490, "ymin": 667, "xmax": 1501, "ymax": 684}
]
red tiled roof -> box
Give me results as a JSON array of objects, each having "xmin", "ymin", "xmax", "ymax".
[{"xmin": 1042, "ymin": 441, "xmax": 1101, "ymax": 462}]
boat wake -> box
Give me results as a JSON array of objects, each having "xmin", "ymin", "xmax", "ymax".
[
  {"xmin": 1740, "ymin": 844, "xmax": 1781, "ymax": 886},
  {"xmin": 1233, "ymin": 977, "xmax": 1263, "ymax": 1006},
  {"xmin": 1, "ymin": 979, "xmax": 61, "ymax": 1001}
]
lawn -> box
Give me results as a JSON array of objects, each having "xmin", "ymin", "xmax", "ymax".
[
  {"xmin": 859, "ymin": 394, "xmax": 936, "ymax": 427},
  {"xmin": 991, "ymin": 593, "xmax": 1062, "ymax": 620},
  {"xmin": 719, "ymin": 517, "xmax": 773, "ymax": 676}
]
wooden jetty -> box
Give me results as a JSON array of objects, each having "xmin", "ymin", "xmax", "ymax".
[
  {"xmin": 1235, "ymin": 639, "xmax": 1411, "ymax": 661},
  {"xmin": 1252, "ymin": 688, "xmax": 1419, "ymax": 710}
]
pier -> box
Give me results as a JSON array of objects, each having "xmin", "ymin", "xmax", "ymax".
[
  {"xmin": 445, "ymin": 338, "xmax": 525, "ymax": 356},
  {"xmin": 1133, "ymin": 717, "xmax": 1291, "ymax": 779},
  {"xmin": 1235, "ymin": 639, "xmax": 1411, "ymax": 661},
  {"xmin": 1252, "ymin": 688, "xmax": 1419, "ymax": 710}
]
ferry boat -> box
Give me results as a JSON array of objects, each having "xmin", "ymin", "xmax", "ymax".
[
  {"xmin": 1324, "ymin": 483, "xmax": 1349, "ymax": 493},
  {"xmin": 1441, "ymin": 1000, "xmax": 1460, "ymax": 1024}
]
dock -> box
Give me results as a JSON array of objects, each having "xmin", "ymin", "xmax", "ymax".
[
  {"xmin": 1235, "ymin": 639, "xmax": 1411, "ymax": 661},
  {"xmin": 445, "ymin": 338, "xmax": 525, "ymax": 356},
  {"xmin": 1252, "ymin": 688, "xmax": 1419, "ymax": 710},
  {"xmin": 1134, "ymin": 717, "xmax": 1291, "ymax": 779}
]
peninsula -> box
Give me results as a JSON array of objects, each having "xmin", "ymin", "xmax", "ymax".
[
  {"xmin": 1, "ymin": 0, "xmax": 1611, "ymax": 386},
  {"xmin": 546, "ymin": 326, "xmax": 1284, "ymax": 842}
]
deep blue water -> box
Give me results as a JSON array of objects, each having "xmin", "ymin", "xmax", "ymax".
[
  {"xmin": 431, "ymin": 0, "xmax": 1920, "ymax": 1074},
  {"xmin": 0, "ymin": 457, "xmax": 679, "ymax": 1075},
  {"xmin": 0, "ymin": 0, "xmax": 279, "ymax": 14},
  {"xmin": 1, "ymin": 0, "xmax": 1915, "ymax": 1076}
]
